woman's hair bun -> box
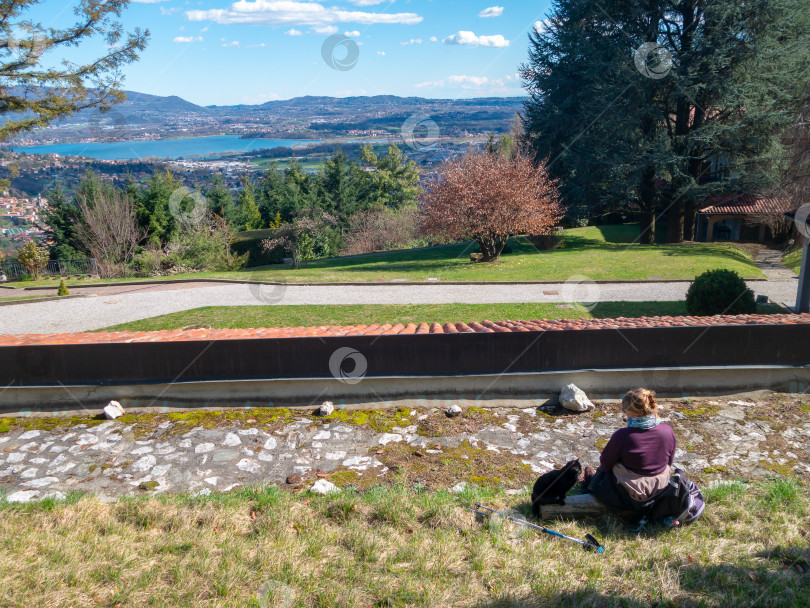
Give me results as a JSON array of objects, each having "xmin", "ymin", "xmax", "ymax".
[{"xmin": 622, "ymin": 388, "xmax": 657, "ymax": 416}]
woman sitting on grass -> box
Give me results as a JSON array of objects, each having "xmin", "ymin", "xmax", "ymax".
[{"xmin": 585, "ymin": 388, "xmax": 676, "ymax": 509}]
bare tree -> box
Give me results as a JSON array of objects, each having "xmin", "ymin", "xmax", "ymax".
[
  {"xmin": 419, "ymin": 151, "xmax": 564, "ymax": 262},
  {"xmin": 75, "ymin": 187, "xmax": 144, "ymax": 277}
]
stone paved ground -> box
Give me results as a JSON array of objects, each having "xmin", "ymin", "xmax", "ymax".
[{"xmin": 1, "ymin": 392, "xmax": 808, "ymax": 503}]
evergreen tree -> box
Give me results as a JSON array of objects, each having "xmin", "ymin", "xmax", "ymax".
[
  {"xmin": 320, "ymin": 149, "xmax": 360, "ymax": 223},
  {"xmin": 355, "ymin": 144, "xmax": 420, "ymax": 211},
  {"xmin": 40, "ymin": 183, "xmax": 85, "ymax": 259},
  {"xmin": 0, "ymin": 0, "xmax": 148, "ymax": 140},
  {"xmin": 237, "ymin": 176, "xmax": 262, "ymax": 231},
  {"xmin": 522, "ymin": 0, "xmax": 810, "ymax": 242},
  {"xmin": 137, "ymin": 169, "xmax": 177, "ymax": 246},
  {"xmin": 206, "ymin": 173, "xmax": 238, "ymax": 224}
]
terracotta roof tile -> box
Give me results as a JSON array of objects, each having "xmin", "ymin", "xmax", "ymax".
[{"xmin": 0, "ymin": 313, "xmax": 808, "ymax": 346}]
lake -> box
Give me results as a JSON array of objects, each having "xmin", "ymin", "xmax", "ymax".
[{"xmin": 11, "ymin": 135, "xmax": 318, "ymax": 161}]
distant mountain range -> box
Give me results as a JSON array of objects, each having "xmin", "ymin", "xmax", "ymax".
[{"xmin": 10, "ymin": 91, "xmax": 527, "ymax": 144}]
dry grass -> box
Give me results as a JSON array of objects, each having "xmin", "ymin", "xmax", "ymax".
[{"xmin": 1, "ymin": 478, "xmax": 808, "ymax": 607}]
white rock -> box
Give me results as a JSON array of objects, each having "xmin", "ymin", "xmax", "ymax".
[
  {"xmin": 446, "ymin": 404, "xmax": 463, "ymax": 417},
  {"xmin": 130, "ymin": 455, "xmax": 156, "ymax": 473},
  {"xmin": 559, "ymin": 383, "xmax": 594, "ymax": 412},
  {"xmin": 194, "ymin": 443, "xmax": 215, "ymax": 454},
  {"xmin": 263, "ymin": 437, "xmax": 277, "ymax": 450},
  {"xmin": 236, "ymin": 458, "xmax": 262, "ymax": 473},
  {"xmin": 18, "ymin": 430, "xmax": 41, "ymax": 440},
  {"xmin": 5, "ymin": 490, "xmax": 39, "ymax": 503},
  {"xmin": 309, "ymin": 479, "xmax": 339, "ymax": 495},
  {"xmin": 21, "ymin": 476, "xmax": 59, "ymax": 488},
  {"xmin": 449, "ymin": 482, "xmax": 468, "ymax": 494},
  {"xmin": 318, "ymin": 401, "xmax": 335, "ymax": 416},
  {"xmin": 103, "ymin": 401, "xmax": 125, "ymax": 420},
  {"xmin": 378, "ymin": 433, "xmax": 403, "ymax": 446},
  {"xmin": 222, "ymin": 433, "xmax": 242, "ymax": 447},
  {"xmin": 729, "ymin": 400, "xmax": 757, "ymax": 408}
]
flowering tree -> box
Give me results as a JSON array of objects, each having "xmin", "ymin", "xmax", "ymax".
[
  {"xmin": 261, "ymin": 212, "xmax": 337, "ymax": 269},
  {"xmin": 419, "ymin": 152, "xmax": 564, "ymax": 262},
  {"xmin": 16, "ymin": 241, "xmax": 49, "ymax": 278}
]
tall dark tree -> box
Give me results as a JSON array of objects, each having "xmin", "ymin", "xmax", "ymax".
[
  {"xmin": 522, "ymin": 0, "xmax": 810, "ymax": 243},
  {"xmin": 0, "ymin": 0, "xmax": 148, "ymax": 140}
]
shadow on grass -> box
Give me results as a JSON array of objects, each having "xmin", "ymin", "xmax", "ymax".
[{"xmin": 470, "ymin": 546, "xmax": 810, "ymax": 608}]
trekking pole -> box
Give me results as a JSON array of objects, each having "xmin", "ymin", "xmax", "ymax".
[{"xmin": 471, "ymin": 503, "xmax": 604, "ymax": 554}]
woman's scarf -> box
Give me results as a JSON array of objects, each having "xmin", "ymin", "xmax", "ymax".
[{"xmin": 627, "ymin": 414, "xmax": 660, "ymax": 430}]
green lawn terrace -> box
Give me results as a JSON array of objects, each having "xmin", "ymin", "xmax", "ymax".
[{"xmin": 11, "ymin": 225, "xmax": 767, "ymax": 289}]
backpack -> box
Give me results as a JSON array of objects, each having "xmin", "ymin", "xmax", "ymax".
[{"xmin": 635, "ymin": 471, "xmax": 705, "ymax": 527}]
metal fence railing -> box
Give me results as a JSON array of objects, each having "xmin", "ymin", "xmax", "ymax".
[{"xmin": 0, "ymin": 258, "xmax": 99, "ymax": 279}]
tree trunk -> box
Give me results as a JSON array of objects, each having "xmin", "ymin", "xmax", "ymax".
[
  {"xmin": 683, "ymin": 197, "xmax": 697, "ymax": 241},
  {"xmin": 638, "ymin": 165, "xmax": 657, "ymax": 245},
  {"xmin": 664, "ymin": 188, "xmax": 684, "ymax": 243}
]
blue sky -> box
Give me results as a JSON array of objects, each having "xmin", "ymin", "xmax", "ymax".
[{"xmin": 56, "ymin": 1, "xmax": 554, "ymax": 105}]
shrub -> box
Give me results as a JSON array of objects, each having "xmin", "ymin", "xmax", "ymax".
[
  {"xmin": 527, "ymin": 227, "xmax": 565, "ymax": 250},
  {"xmin": 231, "ymin": 230, "xmax": 287, "ymax": 267},
  {"xmin": 16, "ymin": 241, "xmax": 50, "ymax": 279},
  {"xmin": 57, "ymin": 279, "xmax": 70, "ymax": 296},
  {"xmin": 685, "ymin": 269, "xmax": 756, "ymax": 316}
]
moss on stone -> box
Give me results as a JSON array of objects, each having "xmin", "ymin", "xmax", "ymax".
[
  {"xmin": 594, "ymin": 438, "xmax": 609, "ymax": 449},
  {"xmin": 703, "ymin": 465, "xmax": 727, "ymax": 474},
  {"xmin": 330, "ymin": 470, "xmax": 362, "ymax": 487}
]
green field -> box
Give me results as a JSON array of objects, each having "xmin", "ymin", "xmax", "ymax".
[
  {"xmin": 101, "ymin": 301, "xmax": 785, "ymax": 332},
  {"xmin": 15, "ymin": 225, "xmax": 765, "ymax": 289},
  {"xmin": 1, "ymin": 477, "xmax": 807, "ymax": 607},
  {"xmin": 783, "ymin": 248, "xmax": 804, "ymax": 274}
]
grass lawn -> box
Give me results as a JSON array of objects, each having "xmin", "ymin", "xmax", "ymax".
[
  {"xmin": 0, "ymin": 478, "xmax": 807, "ymax": 607},
  {"xmin": 100, "ymin": 301, "xmax": 785, "ymax": 332},
  {"xmin": 783, "ymin": 248, "xmax": 804, "ymax": 274},
  {"xmin": 0, "ymin": 293, "xmax": 58, "ymax": 302},
  {"xmin": 12, "ymin": 225, "xmax": 765, "ymax": 289}
]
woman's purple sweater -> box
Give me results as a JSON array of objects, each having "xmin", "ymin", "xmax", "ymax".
[{"xmin": 599, "ymin": 423, "xmax": 676, "ymax": 476}]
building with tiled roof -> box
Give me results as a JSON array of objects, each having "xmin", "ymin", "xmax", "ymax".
[{"xmin": 695, "ymin": 193, "xmax": 794, "ymax": 242}]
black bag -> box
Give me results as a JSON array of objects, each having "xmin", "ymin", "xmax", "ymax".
[{"xmin": 636, "ymin": 471, "xmax": 705, "ymax": 526}]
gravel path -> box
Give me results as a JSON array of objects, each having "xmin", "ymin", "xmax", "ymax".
[{"xmin": 0, "ymin": 278, "xmax": 799, "ymax": 334}]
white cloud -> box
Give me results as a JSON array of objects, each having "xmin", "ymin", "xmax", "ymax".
[
  {"xmin": 132, "ymin": 0, "xmax": 168, "ymax": 3},
  {"xmin": 186, "ymin": 0, "xmax": 422, "ymax": 27},
  {"xmin": 345, "ymin": 0, "xmax": 391, "ymax": 5},
  {"xmin": 429, "ymin": 36, "xmax": 438, "ymax": 42},
  {"xmin": 414, "ymin": 74, "xmax": 522, "ymax": 91},
  {"xmin": 377, "ymin": 51, "xmax": 385, "ymax": 55},
  {"xmin": 534, "ymin": 19, "xmax": 551, "ymax": 34},
  {"xmin": 344, "ymin": 30, "xmax": 361, "ymax": 37},
  {"xmin": 160, "ymin": 6, "xmax": 181, "ymax": 15},
  {"xmin": 400, "ymin": 38, "xmax": 422, "ymax": 45},
  {"xmin": 285, "ymin": 28, "xmax": 303, "ymax": 36},
  {"xmin": 173, "ymin": 36, "xmax": 203, "ymax": 43},
  {"xmin": 478, "ymin": 6, "xmax": 504, "ymax": 18},
  {"xmin": 443, "ymin": 31, "xmax": 509, "ymax": 48},
  {"xmin": 312, "ymin": 25, "xmax": 338, "ymax": 35},
  {"xmin": 222, "ymin": 40, "xmax": 240, "ymax": 47},
  {"xmin": 242, "ymin": 92, "xmax": 282, "ymax": 104},
  {"xmin": 245, "ymin": 42, "xmax": 267, "ymax": 47}
]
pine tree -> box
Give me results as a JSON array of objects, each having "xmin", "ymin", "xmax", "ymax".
[
  {"xmin": 0, "ymin": 0, "xmax": 148, "ymax": 140},
  {"xmin": 522, "ymin": 0, "xmax": 810, "ymax": 242}
]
